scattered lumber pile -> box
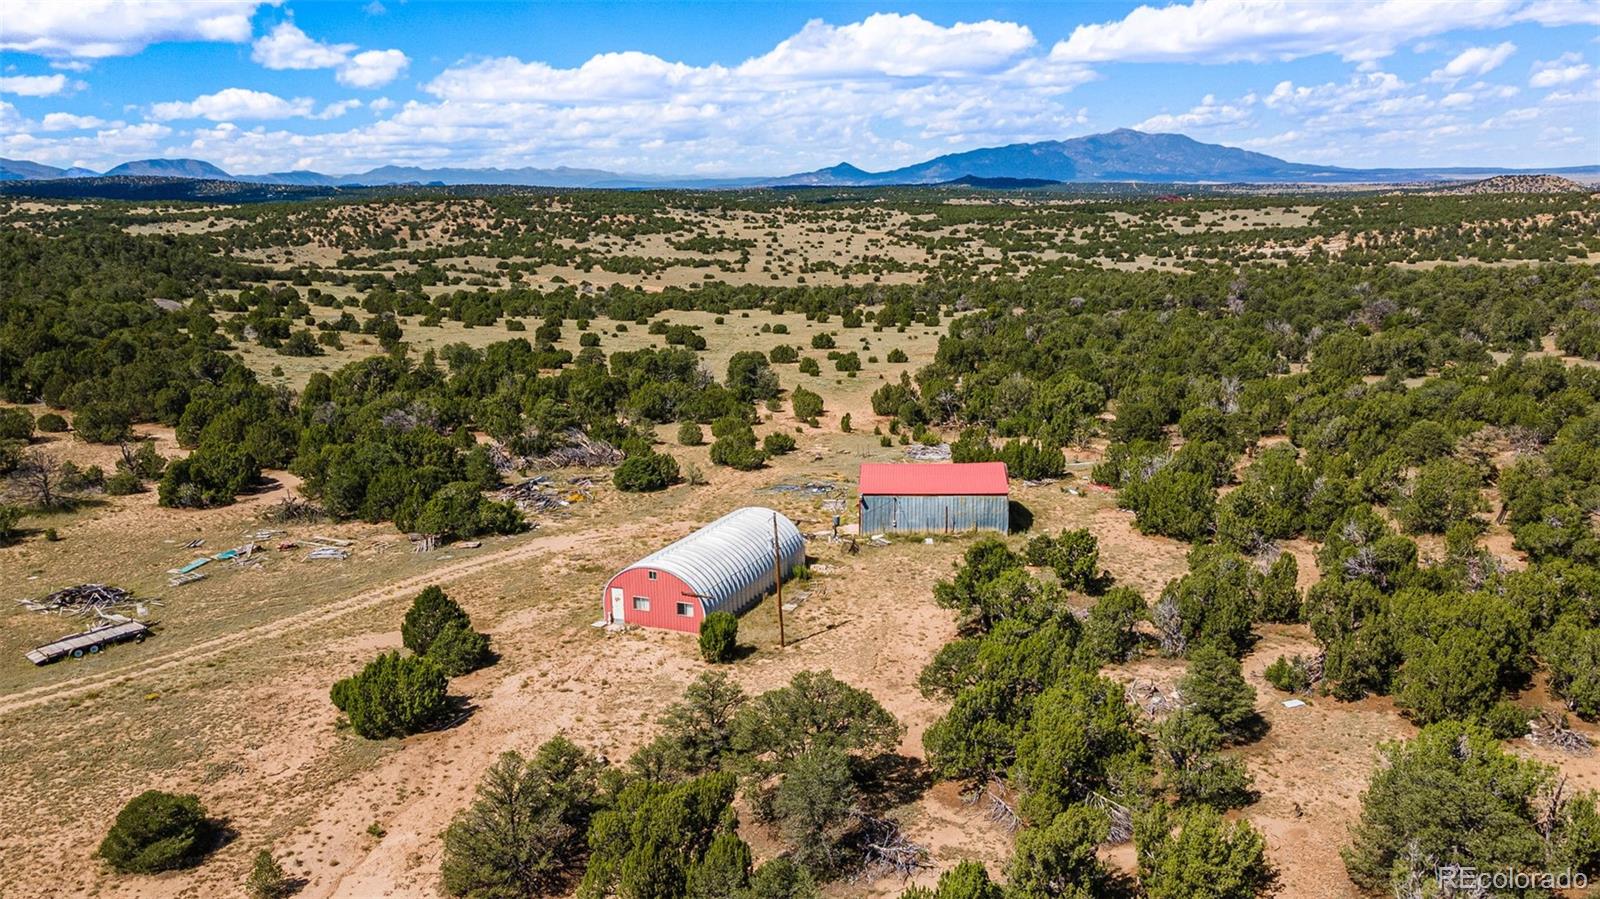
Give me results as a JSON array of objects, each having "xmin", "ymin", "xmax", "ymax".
[
  {"xmin": 17, "ymin": 584, "xmax": 148, "ymax": 618},
  {"xmin": 1125, "ymin": 679, "xmax": 1181, "ymax": 717},
  {"xmin": 305, "ymin": 546, "xmax": 351, "ymax": 561},
  {"xmin": 495, "ymin": 476, "xmax": 592, "ymax": 513}
]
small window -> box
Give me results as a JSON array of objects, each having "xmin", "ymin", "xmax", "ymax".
[
  {"xmin": 647, "ymin": 570, "xmax": 658, "ymax": 580},
  {"xmin": 676, "ymin": 601, "xmax": 694, "ymax": 617},
  {"xmin": 632, "ymin": 596, "xmax": 650, "ymax": 611}
]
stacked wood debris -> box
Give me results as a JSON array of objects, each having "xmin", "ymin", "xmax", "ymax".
[
  {"xmin": 259, "ymin": 497, "xmax": 326, "ymax": 524},
  {"xmin": 18, "ymin": 584, "xmax": 147, "ymax": 618},
  {"xmin": 1125, "ymin": 679, "xmax": 1181, "ymax": 718},
  {"xmin": 305, "ymin": 546, "xmax": 351, "ymax": 561},
  {"xmin": 529, "ymin": 430, "xmax": 623, "ymax": 469},
  {"xmin": 850, "ymin": 813, "xmax": 931, "ymax": 883},
  {"xmin": 904, "ymin": 443, "xmax": 951, "ymax": 461},
  {"xmin": 1528, "ymin": 711, "xmax": 1593, "ymax": 756}
]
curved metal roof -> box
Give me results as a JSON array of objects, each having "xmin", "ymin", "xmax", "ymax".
[{"xmin": 612, "ymin": 507, "xmax": 806, "ymax": 617}]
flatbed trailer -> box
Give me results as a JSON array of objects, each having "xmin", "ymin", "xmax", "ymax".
[{"xmin": 25, "ymin": 620, "xmax": 149, "ymax": 665}]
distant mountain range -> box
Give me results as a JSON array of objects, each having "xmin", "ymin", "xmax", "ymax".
[{"xmin": 3, "ymin": 129, "xmax": 1596, "ymax": 191}]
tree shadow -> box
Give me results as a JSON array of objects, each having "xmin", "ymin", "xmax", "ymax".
[
  {"xmin": 854, "ymin": 752, "xmax": 933, "ymax": 812},
  {"xmin": 431, "ymin": 697, "xmax": 478, "ymax": 733}
]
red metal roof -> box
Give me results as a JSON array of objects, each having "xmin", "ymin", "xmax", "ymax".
[{"xmin": 859, "ymin": 462, "xmax": 1010, "ymax": 496}]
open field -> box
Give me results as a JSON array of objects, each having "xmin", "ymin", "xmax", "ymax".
[{"xmin": 3, "ymin": 184, "xmax": 1600, "ymax": 899}]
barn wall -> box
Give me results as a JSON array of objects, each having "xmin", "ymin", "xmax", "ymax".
[
  {"xmin": 604, "ymin": 568, "xmax": 703, "ymax": 633},
  {"xmin": 860, "ymin": 494, "xmax": 1009, "ymax": 535}
]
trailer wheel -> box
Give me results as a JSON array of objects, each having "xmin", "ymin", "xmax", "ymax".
[
  {"xmin": 88, "ymin": 644, "xmax": 101, "ymax": 654},
  {"xmin": 134, "ymin": 634, "xmax": 146, "ymax": 644},
  {"xmin": 70, "ymin": 648, "xmax": 85, "ymax": 659}
]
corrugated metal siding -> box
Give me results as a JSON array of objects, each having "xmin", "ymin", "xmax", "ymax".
[
  {"xmin": 604, "ymin": 568, "xmax": 703, "ymax": 633},
  {"xmin": 860, "ymin": 494, "xmax": 1009, "ymax": 535},
  {"xmin": 604, "ymin": 507, "xmax": 805, "ymax": 628}
]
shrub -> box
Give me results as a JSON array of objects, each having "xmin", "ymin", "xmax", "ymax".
[
  {"xmin": 727, "ymin": 351, "xmax": 780, "ymax": 403},
  {"xmin": 427, "ymin": 620, "xmax": 492, "ymax": 677},
  {"xmin": 1135, "ymin": 805, "xmax": 1277, "ymax": 899},
  {"xmin": 613, "ymin": 451, "xmax": 680, "ymax": 492},
  {"xmin": 810, "ymin": 332, "xmax": 836, "ymax": 350},
  {"xmin": 1345, "ymin": 721, "xmax": 1600, "ymax": 893},
  {"xmin": 839, "ymin": 413, "xmax": 852, "ymax": 433},
  {"xmin": 798, "ymin": 357, "xmax": 821, "ymax": 376},
  {"xmin": 886, "ymin": 348, "xmax": 908, "ymax": 364},
  {"xmin": 403, "ymin": 586, "xmax": 471, "ymax": 655},
  {"xmin": 710, "ymin": 433, "xmax": 767, "ymax": 471},
  {"xmin": 770, "ymin": 344, "xmax": 798, "ymax": 364},
  {"xmin": 833, "ymin": 352, "xmax": 861, "ymax": 373},
  {"xmin": 98, "ymin": 790, "xmax": 216, "ymax": 874},
  {"xmin": 35, "ymin": 412, "xmax": 68, "ymax": 433},
  {"xmin": 1180, "ymin": 644, "xmax": 1259, "ymax": 742},
  {"xmin": 330, "ymin": 652, "xmax": 448, "ymax": 739},
  {"xmin": 0, "ymin": 407, "xmax": 34, "ymax": 440},
  {"xmin": 245, "ymin": 849, "xmax": 291, "ymax": 899},
  {"xmin": 1263, "ymin": 655, "xmax": 1311, "ymax": 693},
  {"xmin": 763, "ymin": 433, "xmax": 796, "ymax": 456},
  {"xmin": 791, "ymin": 387, "xmax": 824, "ymax": 422},
  {"xmin": 677, "ymin": 421, "xmax": 705, "ymax": 446},
  {"xmin": 442, "ymin": 738, "xmax": 602, "ymax": 899},
  {"xmin": 105, "ymin": 471, "xmax": 145, "ymax": 495},
  {"xmin": 0, "ymin": 503, "xmax": 22, "ymax": 543},
  {"xmin": 700, "ymin": 611, "xmax": 739, "ymax": 664},
  {"xmin": 75, "ymin": 403, "xmax": 131, "ymax": 444}
]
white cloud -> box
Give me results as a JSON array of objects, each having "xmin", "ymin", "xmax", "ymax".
[
  {"xmin": 367, "ymin": 97, "xmax": 394, "ymax": 112},
  {"xmin": 737, "ymin": 14, "xmax": 1036, "ymax": 80},
  {"xmin": 40, "ymin": 112, "xmax": 109, "ymax": 130},
  {"xmin": 250, "ymin": 22, "xmax": 352, "ymax": 69},
  {"xmin": 1530, "ymin": 52, "xmax": 1594, "ymax": 87},
  {"xmin": 1428, "ymin": 42, "xmax": 1516, "ymax": 82},
  {"xmin": 0, "ymin": 73, "xmax": 71, "ymax": 96},
  {"xmin": 1050, "ymin": 0, "xmax": 1594, "ymax": 65},
  {"xmin": 1440, "ymin": 90, "xmax": 1477, "ymax": 107},
  {"xmin": 337, "ymin": 49, "xmax": 410, "ymax": 87},
  {"xmin": 0, "ymin": 0, "xmax": 266, "ymax": 59},
  {"xmin": 1135, "ymin": 93, "xmax": 1256, "ymax": 131},
  {"xmin": 314, "ymin": 99, "xmax": 363, "ymax": 120},
  {"xmin": 250, "ymin": 21, "xmax": 409, "ymax": 88},
  {"xmin": 150, "ymin": 88, "xmax": 315, "ymax": 121}
]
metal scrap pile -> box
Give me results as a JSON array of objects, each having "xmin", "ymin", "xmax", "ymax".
[{"xmin": 18, "ymin": 584, "xmax": 150, "ymax": 618}]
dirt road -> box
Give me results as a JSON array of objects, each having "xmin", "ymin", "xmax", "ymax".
[{"xmin": 0, "ymin": 526, "xmax": 599, "ymax": 719}]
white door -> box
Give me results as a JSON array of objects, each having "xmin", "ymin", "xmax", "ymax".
[{"xmin": 610, "ymin": 588, "xmax": 625, "ymax": 623}]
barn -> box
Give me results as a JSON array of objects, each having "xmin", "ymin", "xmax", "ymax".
[
  {"xmin": 858, "ymin": 462, "xmax": 1010, "ymax": 535},
  {"xmin": 601, "ymin": 506, "xmax": 805, "ymax": 632}
]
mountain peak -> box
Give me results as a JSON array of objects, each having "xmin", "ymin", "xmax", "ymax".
[{"xmin": 102, "ymin": 158, "xmax": 232, "ymax": 179}]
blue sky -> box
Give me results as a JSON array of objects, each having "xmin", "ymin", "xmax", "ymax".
[{"xmin": 1, "ymin": 0, "xmax": 1596, "ymax": 175}]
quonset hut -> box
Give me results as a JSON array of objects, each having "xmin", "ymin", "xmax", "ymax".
[
  {"xmin": 602, "ymin": 506, "xmax": 805, "ymax": 632},
  {"xmin": 858, "ymin": 462, "xmax": 1010, "ymax": 535}
]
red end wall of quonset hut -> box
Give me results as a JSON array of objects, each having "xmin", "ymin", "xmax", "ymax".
[{"xmin": 601, "ymin": 567, "xmax": 704, "ymax": 633}]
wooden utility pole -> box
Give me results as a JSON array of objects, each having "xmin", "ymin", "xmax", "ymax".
[{"xmin": 772, "ymin": 513, "xmax": 786, "ymax": 648}]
